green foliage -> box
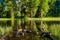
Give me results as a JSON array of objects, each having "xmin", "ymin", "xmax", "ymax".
[
  {"xmin": 0, "ymin": 0, "xmax": 60, "ymax": 40},
  {"xmin": 40, "ymin": 0, "xmax": 49, "ymax": 16},
  {"xmin": 46, "ymin": 0, "xmax": 60, "ymax": 17}
]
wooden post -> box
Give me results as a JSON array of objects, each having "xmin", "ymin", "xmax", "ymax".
[
  {"xmin": 11, "ymin": 9, "xmax": 14, "ymax": 27},
  {"xmin": 40, "ymin": 9, "xmax": 44, "ymax": 31}
]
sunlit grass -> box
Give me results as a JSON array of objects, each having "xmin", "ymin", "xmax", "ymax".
[
  {"xmin": 0, "ymin": 26, "xmax": 12, "ymax": 37},
  {"xmin": 49, "ymin": 24, "xmax": 60, "ymax": 39}
]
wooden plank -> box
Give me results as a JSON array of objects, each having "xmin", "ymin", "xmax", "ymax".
[
  {"xmin": 0, "ymin": 17, "xmax": 60, "ymax": 21},
  {"xmin": 28, "ymin": 17, "xmax": 60, "ymax": 21},
  {"xmin": 0, "ymin": 18, "xmax": 11, "ymax": 20}
]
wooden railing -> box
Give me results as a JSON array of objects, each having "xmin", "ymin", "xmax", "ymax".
[{"xmin": 0, "ymin": 17, "xmax": 60, "ymax": 25}]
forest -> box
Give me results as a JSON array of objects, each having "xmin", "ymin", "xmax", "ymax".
[{"xmin": 0, "ymin": 0, "xmax": 60, "ymax": 40}]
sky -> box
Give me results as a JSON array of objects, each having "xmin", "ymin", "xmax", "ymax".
[{"xmin": 0, "ymin": 0, "xmax": 3, "ymax": 3}]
